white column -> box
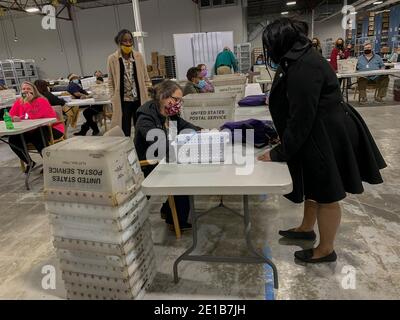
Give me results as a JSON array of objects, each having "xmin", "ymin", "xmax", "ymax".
[{"xmin": 131, "ymin": 0, "xmax": 146, "ymax": 64}]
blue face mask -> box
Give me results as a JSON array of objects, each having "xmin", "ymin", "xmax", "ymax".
[
  {"xmin": 256, "ymin": 60, "xmax": 263, "ymax": 65},
  {"xmin": 197, "ymin": 80, "xmax": 206, "ymax": 89},
  {"xmin": 72, "ymin": 79, "xmax": 80, "ymax": 85},
  {"xmin": 269, "ymin": 61, "xmax": 279, "ymax": 71}
]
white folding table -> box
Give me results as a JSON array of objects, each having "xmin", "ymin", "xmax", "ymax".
[
  {"xmin": 0, "ymin": 118, "xmax": 57, "ymax": 190},
  {"xmin": 141, "ymin": 144, "xmax": 292, "ymax": 289},
  {"xmin": 337, "ymin": 68, "xmax": 400, "ymax": 102}
]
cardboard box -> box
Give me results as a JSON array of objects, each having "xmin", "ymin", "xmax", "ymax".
[
  {"xmin": 146, "ymin": 65, "xmax": 153, "ymax": 72},
  {"xmin": 158, "ymin": 55, "xmax": 165, "ymax": 67}
]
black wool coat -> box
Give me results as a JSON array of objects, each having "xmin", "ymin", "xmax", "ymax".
[{"xmin": 268, "ymin": 42, "xmax": 386, "ymax": 203}]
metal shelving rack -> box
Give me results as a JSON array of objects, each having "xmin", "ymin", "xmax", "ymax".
[
  {"xmin": 234, "ymin": 43, "xmax": 251, "ymax": 73},
  {"xmin": 0, "ymin": 59, "xmax": 38, "ymax": 93}
]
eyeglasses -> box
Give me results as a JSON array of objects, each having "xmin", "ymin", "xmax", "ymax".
[{"xmin": 170, "ymin": 96, "xmax": 183, "ymax": 103}]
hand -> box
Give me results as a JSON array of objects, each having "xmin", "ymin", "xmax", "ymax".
[
  {"xmin": 257, "ymin": 151, "xmax": 271, "ymax": 162},
  {"xmin": 12, "ymin": 116, "xmax": 21, "ymax": 122},
  {"xmin": 80, "ymin": 95, "xmax": 87, "ymax": 99}
]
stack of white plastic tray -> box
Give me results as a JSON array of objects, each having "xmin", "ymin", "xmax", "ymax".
[{"xmin": 43, "ymin": 137, "xmax": 156, "ymax": 300}]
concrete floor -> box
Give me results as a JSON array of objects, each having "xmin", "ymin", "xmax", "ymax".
[{"xmin": 0, "ymin": 101, "xmax": 399, "ymax": 300}]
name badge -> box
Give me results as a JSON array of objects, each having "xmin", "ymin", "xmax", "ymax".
[{"xmin": 366, "ymin": 64, "xmax": 369, "ymax": 69}]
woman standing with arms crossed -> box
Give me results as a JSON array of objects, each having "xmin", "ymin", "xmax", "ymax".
[
  {"xmin": 107, "ymin": 29, "xmax": 152, "ymax": 136},
  {"xmin": 258, "ymin": 18, "xmax": 386, "ymax": 263}
]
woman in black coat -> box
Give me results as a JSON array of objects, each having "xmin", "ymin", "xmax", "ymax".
[
  {"xmin": 258, "ymin": 18, "xmax": 386, "ymax": 263},
  {"xmin": 135, "ymin": 80, "xmax": 201, "ymax": 230}
]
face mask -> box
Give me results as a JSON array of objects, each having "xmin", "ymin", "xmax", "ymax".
[
  {"xmin": 200, "ymin": 70, "xmax": 208, "ymax": 78},
  {"xmin": 269, "ymin": 61, "xmax": 279, "ymax": 71},
  {"xmin": 364, "ymin": 49, "xmax": 372, "ymax": 55},
  {"xmin": 337, "ymin": 43, "xmax": 343, "ymax": 48},
  {"xmin": 196, "ymin": 80, "xmax": 206, "ymax": 89},
  {"xmin": 121, "ymin": 45, "xmax": 133, "ymax": 54},
  {"xmin": 165, "ymin": 101, "xmax": 182, "ymax": 116},
  {"xmin": 312, "ymin": 43, "xmax": 317, "ymax": 47},
  {"xmin": 256, "ymin": 60, "xmax": 263, "ymax": 65},
  {"xmin": 72, "ymin": 79, "xmax": 80, "ymax": 85}
]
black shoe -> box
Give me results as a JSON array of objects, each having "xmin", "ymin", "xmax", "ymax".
[
  {"xmin": 294, "ymin": 248, "xmax": 337, "ymax": 263},
  {"xmin": 279, "ymin": 228, "xmax": 316, "ymax": 241},
  {"xmin": 92, "ymin": 130, "xmax": 100, "ymax": 136},
  {"xmin": 73, "ymin": 130, "xmax": 87, "ymax": 136},
  {"xmin": 25, "ymin": 161, "xmax": 36, "ymax": 174}
]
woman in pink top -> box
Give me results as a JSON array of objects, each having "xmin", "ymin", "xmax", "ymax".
[{"xmin": 8, "ymin": 81, "xmax": 64, "ymax": 172}]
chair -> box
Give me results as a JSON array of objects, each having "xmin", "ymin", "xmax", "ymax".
[
  {"xmin": 354, "ymin": 82, "xmax": 379, "ymax": 103},
  {"xmin": 19, "ymin": 106, "xmax": 66, "ymax": 173},
  {"xmin": 139, "ymin": 159, "xmax": 182, "ymax": 239}
]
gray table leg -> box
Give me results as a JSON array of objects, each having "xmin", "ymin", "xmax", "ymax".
[
  {"xmin": 243, "ymin": 195, "xmax": 279, "ymax": 289},
  {"xmin": 172, "ymin": 194, "xmax": 279, "ymax": 289},
  {"xmin": 39, "ymin": 126, "xmax": 48, "ymax": 149},
  {"xmin": 20, "ymin": 134, "xmax": 32, "ymax": 190}
]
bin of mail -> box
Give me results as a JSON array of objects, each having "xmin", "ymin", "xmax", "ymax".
[
  {"xmin": 182, "ymin": 92, "xmax": 236, "ymax": 129},
  {"xmin": 212, "ymin": 74, "xmax": 247, "ymax": 101},
  {"xmin": 43, "ymin": 136, "xmax": 143, "ymax": 206},
  {"xmin": 337, "ymin": 58, "xmax": 357, "ymax": 74},
  {"xmin": 171, "ymin": 131, "xmax": 230, "ymax": 164}
]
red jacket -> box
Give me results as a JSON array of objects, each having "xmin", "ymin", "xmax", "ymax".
[
  {"xmin": 329, "ymin": 47, "xmax": 350, "ymax": 71},
  {"xmin": 9, "ymin": 97, "xmax": 64, "ymax": 134}
]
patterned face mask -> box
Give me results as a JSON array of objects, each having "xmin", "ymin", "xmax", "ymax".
[{"xmin": 165, "ymin": 101, "xmax": 182, "ymax": 116}]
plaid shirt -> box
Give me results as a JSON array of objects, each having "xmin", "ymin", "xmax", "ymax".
[{"xmin": 122, "ymin": 54, "xmax": 138, "ymax": 102}]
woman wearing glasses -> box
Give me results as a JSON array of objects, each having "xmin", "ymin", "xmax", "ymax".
[{"xmin": 135, "ymin": 80, "xmax": 201, "ymax": 230}]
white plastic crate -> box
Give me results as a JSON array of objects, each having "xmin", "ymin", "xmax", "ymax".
[
  {"xmin": 43, "ymin": 137, "xmax": 143, "ymax": 206},
  {"xmin": 50, "ymin": 205, "xmax": 149, "ymax": 244},
  {"xmin": 48, "ymin": 195, "xmax": 148, "ymax": 232},
  {"xmin": 212, "ymin": 74, "xmax": 247, "ymax": 101},
  {"xmin": 337, "ymin": 58, "xmax": 358, "ymax": 74},
  {"xmin": 0, "ymin": 89, "xmax": 16, "ymax": 105},
  {"xmin": 90, "ymin": 83, "xmax": 110, "ymax": 101},
  {"xmin": 171, "ymin": 131, "xmax": 230, "ymax": 164},
  {"xmin": 45, "ymin": 188, "xmax": 146, "ymax": 220},
  {"xmin": 56, "ymin": 232, "xmax": 152, "ymax": 269},
  {"xmin": 182, "ymin": 92, "xmax": 236, "ymax": 129},
  {"xmin": 64, "ymin": 258, "xmax": 156, "ymax": 300},
  {"xmin": 59, "ymin": 240, "xmax": 154, "ymax": 278},
  {"xmin": 52, "ymin": 220, "xmax": 151, "ymax": 256}
]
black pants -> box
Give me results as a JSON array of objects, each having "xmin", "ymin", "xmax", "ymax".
[
  {"xmin": 80, "ymin": 105, "xmax": 103, "ymax": 134},
  {"xmin": 9, "ymin": 128, "xmax": 63, "ymax": 164},
  {"xmin": 121, "ymin": 100, "xmax": 141, "ymax": 137},
  {"xmin": 160, "ymin": 196, "xmax": 190, "ymax": 225},
  {"xmin": 142, "ymin": 164, "xmax": 190, "ymax": 225}
]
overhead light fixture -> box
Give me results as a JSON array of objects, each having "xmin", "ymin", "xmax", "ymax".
[
  {"xmin": 373, "ymin": 1, "xmax": 383, "ymax": 4},
  {"xmin": 350, "ymin": 12, "xmax": 357, "ymax": 15},
  {"xmin": 281, "ymin": 11, "xmax": 289, "ymax": 15},
  {"xmin": 25, "ymin": 7, "xmax": 40, "ymax": 13},
  {"xmin": 287, "ymin": 1, "xmax": 296, "ymax": 5}
]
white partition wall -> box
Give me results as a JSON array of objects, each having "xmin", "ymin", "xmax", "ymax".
[{"xmin": 173, "ymin": 31, "xmax": 234, "ymax": 81}]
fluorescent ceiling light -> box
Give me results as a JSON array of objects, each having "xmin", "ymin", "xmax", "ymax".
[
  {"xmin": 281, "ymin": 11, "xmax": 289, "ymax": 15},
  {"xmin": 350, "ymin": 12, "xmax": 357, "ymax": 15},
  {"xmin": 373, "ymin": 1, "xmax": 383, "ymax": 4},
  {"xmin": 287, "ymin": 1, "xmax": 296, "ymax": 5},
  {"xmin": 25, "ymin": 7, "xmax": 40, "ymax": 13}
]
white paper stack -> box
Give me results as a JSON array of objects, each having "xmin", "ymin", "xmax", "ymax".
[{"xmin": 43, "ymin": 137, "xmax": 156, "ymax": 300}]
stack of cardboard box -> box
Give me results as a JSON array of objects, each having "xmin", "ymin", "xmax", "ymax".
[{"xmin": 147, "ymin": 52, "xmax": 167, "ymax": 78}]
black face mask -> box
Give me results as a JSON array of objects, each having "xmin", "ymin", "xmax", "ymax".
[
  {"xmin": 312, "ymin": 43, "xmax": 317, "ymax": 47},
  {"xmin": 336, "ymin": 43, "xmax": 343, "ymax": 49},
  {"xmin": 364, "ymin": 49, "xmax": 372, "ymax": 54}
]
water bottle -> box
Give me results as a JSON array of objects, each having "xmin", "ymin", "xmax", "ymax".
[{"xmin": 3, "ymin": 110, "xmax": 14, "ymax": 130}]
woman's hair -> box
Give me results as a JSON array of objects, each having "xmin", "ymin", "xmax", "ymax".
[
  {"xmin": 114, "ymin": 29, "xmax": 133, "ymax": 45},
  {"xmin": 312, "ymin": 37, "xmax": 321, "ymax": 46},
  {"xmin": 34, "ymin": 80, "xmax": 49, "ymax": 95},
  {"xmin": 149, "ymin": 80, "xmax": 182, "ymax": 103},
  {"xmin": 262, "ymin": 18, "xmax": 309, "ymax": 64},
  {"xmin": 20, "ymin": 81, "xmax": 42, "ymax": 101},
  {"xmin": 186, "ymin": 67, "xmax": 200, "ymax": 82},
  {"xmin": 336, "ymin": 38, "xmax": 344, "ymax": 46},
  {"xmin": 197, "ymin": 64, "xmax": 206, "ymax": 69}
]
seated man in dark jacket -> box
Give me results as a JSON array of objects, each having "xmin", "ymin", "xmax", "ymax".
[
  {"xmin": 135, "ymin": 80, "xmax": 201, "ymax": 230},
  {"xmin": 67, "ymin": 73, "xmax": 102, "ymax": 136}
]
